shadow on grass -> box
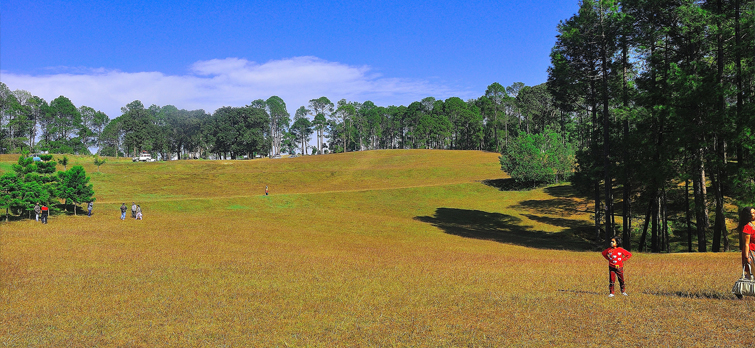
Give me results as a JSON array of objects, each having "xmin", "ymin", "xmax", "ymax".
[
  {"xmin": 415, "ymin": 208, "xmax": 594, "ymax": 251},
  {"xmin": 522, "ymin": 214, "xmax": 593, "ymax": 231},
  {"xmin": 0, "ymin": 214, "xmax": 30, "ymax": 222},
  {"xmin": 557, "ymin": 289, "xmax": 603, "ymax": 295},
  {"xmin": 481, "ymin": 178, "xmax": 540, "ymax": 191},
  {"xmin": 543, "ymin": 184, "xmax": 588, "ymax": 199},
  {"xmin": 644, "ymin": 290, "xmax": 737, "ymax": 301},
  {"xmin": 483, "ymin": 181, "xmax": 592, "ymax": 217},
  {"xmin": 481, "ymin": 180, "xmax": 590, "ymax": 198}
]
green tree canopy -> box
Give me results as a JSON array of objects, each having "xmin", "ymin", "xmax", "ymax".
[
  {"xmin": 57, "ymin": 165, "xmax": 94, "ymax": 216},
  {"xmin": 500, "ymin": 129, "xmax": 575, "ymax": 185}
]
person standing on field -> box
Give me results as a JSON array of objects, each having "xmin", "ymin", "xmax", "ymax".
[
  {"xmin": 131, "ymin": 202, "xmax": 137, "ymax": 219},
  {"xmin": 87, "ymin": 201, "xmax": 93, "ymax": 217},
  {"xmin": 34, "ymin": 202, "xmax": 41, "ymax": 221},
  {"xmin": 265, "ymin": 185, "xmax": 269, "ymax": 196},
  {"xmin": 738, "ymin": 207, "xmax": 755, "ymax": 278},
  {"xmin": 602, "ymin": 237, "xmax": 632, "ymax": 297},
  {"xmin": 40, "ymin": 204, "xmax": 49, "ymax": 224},
  {"xmin": 120, "ymin": 203, "xmax": 127, "ymax": 220},
  {"xmin": 136, "ymin": 205, "xmax": 142, "ymax": 220}
]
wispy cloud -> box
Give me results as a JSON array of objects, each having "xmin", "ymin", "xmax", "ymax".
[{"xmin": 2, "ymin": 57, "xmax": 472, "ymax": 118}]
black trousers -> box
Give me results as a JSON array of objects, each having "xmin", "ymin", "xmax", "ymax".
[{"xmin": 609, "ymin": 266, "xmax": 625, "ymax": 294}]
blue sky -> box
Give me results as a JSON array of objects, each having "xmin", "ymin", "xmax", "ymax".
[{"xmin": 2, "ymin": 0, "xmax": 580, "ymax": 118}]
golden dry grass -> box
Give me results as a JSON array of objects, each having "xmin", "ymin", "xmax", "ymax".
[{"xmin": 0, "ymin": 150, "xmax": 752, "ymax": 347}]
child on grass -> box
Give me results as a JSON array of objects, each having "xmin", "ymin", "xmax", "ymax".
[{"xmin": 601, "ymin": 237, "xmax": 632, "ymax": 297}]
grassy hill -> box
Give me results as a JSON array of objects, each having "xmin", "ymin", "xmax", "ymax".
[{"xmin": 0, "ymin": 150, "xmax": 749, "ymax": 346}]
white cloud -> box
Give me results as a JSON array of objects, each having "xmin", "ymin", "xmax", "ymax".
[{"xmin": 1, "ymin": 57, "xmax": 472, "ymax": 118}]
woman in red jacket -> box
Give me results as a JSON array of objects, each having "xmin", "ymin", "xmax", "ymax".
[
  {"xmin": 738, "ymin": 207, "xmax": 755, "ymax": 278},
  {"xmin": 40, "ymin": 204, "xmax": 49, "ymax": 224},
  {"xmin": 602, "ymin": 237, "xmax": 632, "ymax": 297}
]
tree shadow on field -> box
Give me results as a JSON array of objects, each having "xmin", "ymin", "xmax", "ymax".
[
  {"xmin": 415, "ymin": 208, "xmax": 594, "ymax": 251},
  {"xmin": 557, "ymin": 289, "xmax": 603, "ymax": 295},
  {"xmin": 514, "ymin": 198, "xmax": 592, "ymax": 216},
  {"xmin": 483, "ymin": 181, "xmax": 592, "ymax": 216},
  {"xmin": 644, "ymin": 290, "xmax": 737, "ymax": 301},
  {"xmin": 521, "ymin": 214, "xmax": 593, "ymax": 231},
  {"xmin": 481, "ymin": 180, "xmax": 590, "ymax": 198},
  {"xmin": 543, "ymin": 184, "xmax": 587, "ymax": 199},
  {"xmin": 481, "ymin": 178, "xmax": 540, "ymax": 191}
]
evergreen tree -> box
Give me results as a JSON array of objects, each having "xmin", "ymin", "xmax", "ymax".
[{"xmin": 57, "ymin": 165, "xmax": 94, "ymax": 216}]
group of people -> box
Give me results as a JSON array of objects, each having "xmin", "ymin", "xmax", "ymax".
[
  {"xmin": 33, "ymin": 201, "xmax": 143, "ymax": 222},
  {"xmin": 33, "ymin": 203, "xmax": 49, "ymax": 224},
  {"xmin": 120, "ymin": 202, "xmax": 143, "ymax": 220},
  {"xmin": 600, "ymin": 206, "xmax": 755, "ymax": 298},
  {"xmin": 32, "ymin": 201, "xmax": 94, "ymax": 223}
]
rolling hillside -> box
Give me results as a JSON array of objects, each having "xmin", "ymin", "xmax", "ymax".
[{"xmin": 0, "ymin": 150, "xmax": 748, "ymax": 346}]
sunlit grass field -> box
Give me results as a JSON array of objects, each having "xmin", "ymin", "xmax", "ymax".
[{"xmin": 1, "ymin": 150, "xmax": 752, "ymax": 346}]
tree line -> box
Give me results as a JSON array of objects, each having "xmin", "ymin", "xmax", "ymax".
[
  {"xmin": 548, "ymin": 0, "xmax": 755, "ymax": 253},
  {"xmin": 0, "ymin": 81, "xmax": 572, "ymax": 160}
]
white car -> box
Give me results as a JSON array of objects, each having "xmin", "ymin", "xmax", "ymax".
[{"xmin": 132, "ymin": 153, "xmax": 156, "ymax": 162}]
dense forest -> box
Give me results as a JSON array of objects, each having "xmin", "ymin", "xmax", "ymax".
[
  {"xmin": 549, "ymin": 0, "xmax": 755, "ymax": 253},
  {"xmin": 1, "ymin": 0, "xmax": 754, "ymax": 253}
]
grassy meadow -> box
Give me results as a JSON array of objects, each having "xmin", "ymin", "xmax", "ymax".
[{"xmin": 1, "ymin": 150, "xmax": 752, "ymax": 347}]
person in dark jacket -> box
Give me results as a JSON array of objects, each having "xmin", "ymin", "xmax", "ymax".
[
  {"xmin": 120, "ymin": 203, "xmax": 127, "ymax": 220},
  {"xmin": 40, "ymin": 205, "xmax": 49, "ymax": 224}
]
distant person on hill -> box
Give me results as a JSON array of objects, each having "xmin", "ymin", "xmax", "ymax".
[
  {"xmin": 131, "ymin": 202, "xmax": 137, "ymax": 219},
  {"xmin": 602, "ymin": 237, "xmax": 632, "ymax": 297},
  {"xmin": 120, "ymin": 203, "xmax": 127, "ymax": 220},
  {"xmin": 87, "ymin": 201, "xmax": 93, "ymax": 217},
  {"xmin": 40, "ymin": 204, "xmax": 49, "ymax": 224},
  {"xmin": 136, "ymin": 205, "xmax": 142, "ymax": 220},
  {"xmin": 34, "ymin": 202, "xmax": 41, "ymax": 222},
  {"xmin": 265, "ymin": 185, "xmax": 269, "ymax": 196},
  {"xmin": 738, "ymin": 207, "xmax": 755, "ymax": 278}
]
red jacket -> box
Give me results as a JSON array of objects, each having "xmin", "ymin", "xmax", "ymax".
[
  {"xmin": 743, "ymin": 223, "xmax": 755, "ymax": 251},
  {"xmin": 602, "ymin": 247, "xmax": 632, "ymax": 267}
]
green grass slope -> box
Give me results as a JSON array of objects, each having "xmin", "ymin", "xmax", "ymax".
[{"xmin": 0, "ymin": 150, "xmax": 750, "ymax": 347}]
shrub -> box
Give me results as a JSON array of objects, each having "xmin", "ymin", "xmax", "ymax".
[{"xmin": 499, "ymin": 129, "xmax": 575, "ymax": 184}]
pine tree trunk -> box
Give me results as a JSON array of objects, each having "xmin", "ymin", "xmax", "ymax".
[
  {"xmin": 710, "ymin": 0, "xmax": 725, "ymax": 253},
  {"xmin": 601, "ymin": 14, "xmax": 613, "ymax": 239},
  {"xmin": 712, "ymin": 169, "xmax": 728, "ymax": 252},
  {"xmin": 595, "ymin": 181, "xmax": 601, "ymax": 242},
  {"xmin": 621, "ymin": 30, "xmax": 631, "ymax": 251},
  {"xmin": 693, "ymin": 150, "xmax": 709, "ymax": 252},
  {"xmin": 623, "ymin": 119, "xmax": 631, "ymax": 250},
  {"xmin": 663, "ymin": 189, "xmax": 669, "ymax": 253},
  {"xmin": 639, "ymin": 199, "xmax": 653, "ymax": 252},
  {"xmin": 735, "ymin": 0, "xmax": 744, "ymax": 170},
  {"xmin": 712, "ymin": 172, "xmax": 722, "ymax": 252},
  {"xmin": 651, "ymin": 194, "xmax": 659, "ymax": 253}
]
